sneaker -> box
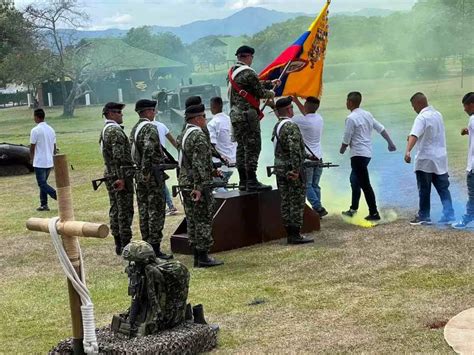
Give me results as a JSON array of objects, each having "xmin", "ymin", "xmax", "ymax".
[
  {"xmin": 438, "ymin": 216, "xmax": 455, "ymax": 225},
  {"xmin": 342, "ymin": 209, "xmax": 357, "ymax": 218},
  {"xmin": 36, "ymin": 205, "xmax": 50, "ymax": 211},
  {"xmin": 452, "ymin": 216, "xmax": 474, "ymax": 229},
  {"xmin": 365, "ymin": 212, "xmax": 381, "ymax": 221},
  {"xmin": 316, "ymin": 207, "xmax": 328, "ymax": 217},
  {"xmin": 165, "ymin": 207, "xmax": 178, "ymax": 216},
  {"xmin": 409, "ymin": 216, "xmax": 432, "ymax": 226}
]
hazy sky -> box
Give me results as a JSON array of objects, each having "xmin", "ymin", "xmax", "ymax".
[{"xmin": 16, "ymin": 0, "xmax": 417, "ymax": 29}]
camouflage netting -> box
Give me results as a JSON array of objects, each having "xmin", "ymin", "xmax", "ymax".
[{"xmin": 49, "ymin": 322, "xmax": 218, "ymax": 354}]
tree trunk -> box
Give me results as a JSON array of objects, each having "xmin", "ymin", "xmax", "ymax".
[{"xmin": 62, "ymin": 98, "xmax": 75, "ymax": 117}]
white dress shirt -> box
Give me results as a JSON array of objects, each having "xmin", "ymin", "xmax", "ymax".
[
  {"xmin": 30, "ymin": 121, "xmax": 56, "ymax": 168},
  {"xmin": 466, "ymin": 114, "xmax": 474, "ymax": 172},
  {"xmin": 207, "ymin": 112, "xmax": 237, "ymax": 164},
  {"xmin": 292, "ymin": 112, "xmax": 323, "ymax": 159},
  {"xmin": 342, "ymin": 108, "xmax": 384, "ymax": 158},
  {"xmin": 409, "ymin": 106, "xmax": 448, "ymax": 175}
]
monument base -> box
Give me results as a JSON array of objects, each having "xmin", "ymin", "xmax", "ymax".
[
  {"xmin": 171, "ymin": 189, "xmax": 320, "ymax": 255},
  {"xmin": 49, "ymin": 322, "xmax": 218, "ymax": 354}
]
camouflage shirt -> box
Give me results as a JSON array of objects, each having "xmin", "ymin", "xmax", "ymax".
[
  {"xmin": 229, "ymin": 61, "xmax": 274, "ymax": 111},
  {"xmin": 272, "ymin": 118, "xmax": 306, "ymax": 174},
  {"xmin": 177, "ymin": 124, "xmax": 213, "ymax": 191},
  {"xmin": 100, "ymin": 121, "xmax": 134, "ymax": 179},
  {"xmin": 130, "ymin": 118, "xmax": 165, "ymax": 176}
]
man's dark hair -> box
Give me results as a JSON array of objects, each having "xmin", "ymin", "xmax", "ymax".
[
  {"xmin": 462, "ymin": 92, "xmax": 474, "ymax": 105},
  {"xmin": 410, "ymin": 92, "xmax": 426, "ymax": 102},
  {"xmin": 210, "ymin": 97, "xmax": 223, "ymax": 106},
  {"xmin": 347, "ymin": 92, "xmax": 362, "ymax": 106},
  {"xmin": 34, "ymin": 108, "xmax": 45, "ymax": 120},
  {"xmin": 305, "ymin": 96, "xmax": 320, "ymax": 113}
]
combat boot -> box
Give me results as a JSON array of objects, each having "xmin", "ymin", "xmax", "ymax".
[
  {"xmin": 185, "ymin": 303, "xmax": 193, "ymax": 321},
  {"xmin": 237, "ymin": 168, "xmax": 247, "ymax": 191},
  {"xmin": 113, "ymin": 235, "xmax": 122, "ymax": 256},
  {"xmin": 193, "ymin": 248, "xmax": 199, "ymax": 267},
  {"xmin": 196, "ymin": 250, "xmax": 224, "ymax": 268},
  {"xmin": 286, "ymin": 225, "xmax": 314, "ymax": 245},
  {"xmin": 246, "ymin": 170, "xmax": 272, "ymax": 192},
  {"xmin": 151, "ymin": 243, "xmax": 174, "ymax": 260},
  {"xmin": 192, "ymin": 304, "xmax": 207, "ymax": 324}
]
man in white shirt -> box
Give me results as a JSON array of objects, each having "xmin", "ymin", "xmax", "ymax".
[
  {"xmin": 453, "ymin": 92, "xmax": 474, "ymax": 229},
  {"xmin": 292, "ymin": 95, "xmax": 327, "ymax": 217},
  {"xmin": 405, "ymin": 92, "xmax": 455, "ymax": 225},
  {"xmin": 208, "ymin": 96, "xmax": 237, "ymax": 189},
  {"xmin": 340, "ymin": 92, "xmax": 396, "ymax": 221},
  {"xmin": 152, "ymin": 118, "xmax": 179, "ymax": 215},
  {"xmin": 29, "ymin": 108, "xmax": 57, "ymax": 211}
]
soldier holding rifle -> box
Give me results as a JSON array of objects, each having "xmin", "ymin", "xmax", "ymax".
[{"xmin": 99, "ymin": 102, "xmax": 134, "ymax": 255}]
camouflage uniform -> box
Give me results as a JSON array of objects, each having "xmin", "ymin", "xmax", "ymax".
[
  {"xmin": 229, "ymin": 62, "xmax": 274, "ymax": 172},
  {"xmin": 272, "ymin": 118, "xmax": 306, "ymax": 228},
  {"xmin": 130, "ymin": 118, "xmax": 166, "ymax": 246},
  {"xmin": 177, "ymin": 124, "xmax": 214, "ymax": 252},
  {"xmin": 100, "ymin": 121, "xmax": 134, "ymax": 248}
]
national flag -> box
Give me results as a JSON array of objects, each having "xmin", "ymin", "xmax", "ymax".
[{"xmin": 259, "ymin": 0, "xmax": 330, "ymax": 99}]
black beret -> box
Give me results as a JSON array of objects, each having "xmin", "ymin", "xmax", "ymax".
[
  {"xmin": 275, "ymin": 96, "xmax": 293, "ymax": 109},
  {"xmin": 185, "ymin": 104, "xmax": 205, "ymax": 120},
  {"xmin": 185, "ymin": 96, "xmax": 202, "ymax": 108},
  {"xmin": 102, "ymin": 102, "xmax": 125, "ymax": 115},
  {"xmin": 135, "ymin": 99, "xmax": 157, "ymax": 112},
  {"xmin": 306, "ymin": 96, "xmax": 320, "ymax": 105},
  {"xmin": 235, "ymin": 45, "xmax": 255, "ymax": 56}
]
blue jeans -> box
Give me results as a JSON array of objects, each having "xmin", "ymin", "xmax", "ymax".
[
  {"xmin": 34, "ymin": 167, "xmax": 57, "ymax": 206},
  {"xmin": 214, "ymin": 170, "xmax": 234, "ymax": 192},
  {"xmin": 465, "ymin": 171, "xmax": 474, "ymax": 218},
  {"xmin": 305, "ymin": 165, "xmax": 323, "ymax": 210},
  {"xmin": 415, "ymin": 170, "xmax": 454, "ymax": 220},
  {"xmin": 164, "ymin": 184, "xmax": 174, "ymax": 209}
]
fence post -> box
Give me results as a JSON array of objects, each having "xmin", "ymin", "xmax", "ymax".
[
  {"xmin": 48, "ymin": 93, "xmax": 53, "ymax": 107},
  {"xmin": 118, "ymin": 88, "xmax": 123, "ymax": 103}
]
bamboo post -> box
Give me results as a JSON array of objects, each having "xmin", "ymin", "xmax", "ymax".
[{"xmin": 25, "ymin": 154, "xmax": 109, "ymax": 355}]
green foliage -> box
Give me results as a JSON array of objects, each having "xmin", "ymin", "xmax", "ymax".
[
  {"xmin": 124, "ymin": 26, "xmax": 192, "ymax": 67},
  {"xmin": 0, "ymin": 92, "xmax": 28, "ymax": 106}
]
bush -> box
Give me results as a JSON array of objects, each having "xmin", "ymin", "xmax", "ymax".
[{"xmin": 0, "ymin": 92, "xmax": 28, "ymax": 106}]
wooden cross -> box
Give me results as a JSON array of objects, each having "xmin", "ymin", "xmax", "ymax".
[{"xmin": 26, "ymin": 154, "xmax": 109, "ymax": 355}]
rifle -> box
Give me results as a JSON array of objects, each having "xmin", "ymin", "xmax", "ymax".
[
  {"xmin": 213, "ymin": 161, "xmax": 236, "ymax": 169},
  {"xmin": 266, "ymin": 161, "xmax": 339, "ymax": 178},
  {"xmin": 172, "ymin": 181, "xmax": 239, "ymax": 198},
  {"xmin": 91, "ymin": 176, "xmax": 114, "ymax": 191}
]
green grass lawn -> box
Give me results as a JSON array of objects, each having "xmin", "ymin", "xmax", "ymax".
[{"xmin": 0, "ymin": 75, "xmax": 473, "ymax": 353}]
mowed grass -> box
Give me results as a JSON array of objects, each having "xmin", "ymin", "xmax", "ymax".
[{"xmin": 0, "ymin": 75, "xmax": 473, "ymax": 353}]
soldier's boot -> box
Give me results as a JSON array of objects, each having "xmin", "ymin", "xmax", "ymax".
[
  {"xmin": 237, "ymin": 168, "xmax": 247, "ymax": 191},
  {"xmin": 246, "ymin": 169, "xmax": 272, "ymax": 192},
  {"xmin": 113, "ymin": 235, "xmax": 122, "ymax": 256},
  {"xmin": 192, "ymin": 304, "xmax": 207, "ymax": 324},
  {"xmin": 196, "ymin": 250, "xmax": 224, "ymax": 268},
  {"xmin": 185, "ymin": 303, "xmax": 193, "ymax": 321},
  {"xmin": 193, "ymin": 248, "xmax": 199, "ymax": 267},
  {"xmin": 151, "ymin": 243, "xmax": 174, "ymax": 260},
  {"xmin": 286, "ymin": 225, "xmax": 314, "ymax": 245}
]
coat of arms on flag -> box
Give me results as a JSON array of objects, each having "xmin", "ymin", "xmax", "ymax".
[{"xmin": 259, "ymin": 0, "xmax": 330, "ymax": 99}]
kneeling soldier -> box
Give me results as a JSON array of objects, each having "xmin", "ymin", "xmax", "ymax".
[
  {"xmin": 177, "ymin": 103, "xmax": 224, "ymax": 267},
  {"xmin": 272, "ymin": 97, "xmax": 314, "ymax": 244},
  {"xmin": 130, "ymin": 99, "xmax": 173, "ymax": 260}
]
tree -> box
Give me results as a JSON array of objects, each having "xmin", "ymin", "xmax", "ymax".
[{"xmin": 24, "ymin": 0, "xmax": 94, "ymax": 117}]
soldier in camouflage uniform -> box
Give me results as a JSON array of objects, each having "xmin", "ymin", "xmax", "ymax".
[
  {"xmin": 100, "ymin": 102, "xmax": 135, "ymax": 255},
  {"xmin": 130, "ymin": 99, "xmax": 173, "ymax": 260},
  {"xmin": 177, "ymin": 103, "xmax": 224, "ymax": 267},
  {"xmin": 272, "ymin": 97, "xmax": 314, "ymax": 244},
  {"xmin": 228, "ymin": 45, "xmax": 278, "ymax": 192}
]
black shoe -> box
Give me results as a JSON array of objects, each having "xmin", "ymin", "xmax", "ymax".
[
  {"xmin": 409, "ymin": 216, "xmax": 432, "ymax": 226},
  {"xmin": 192, "ymin": 304, "xmax": 208, "ymax": 324},
  {"xmin": 151, "ymin": 243, "xmax": 174, "ymax": 260},
  {"xmin": 286, "ymin": 225, "xmax": 314, "ymax": 245},
  {"xmin": 36, "ymin": 205, "xmax": 50, "ymax": 211},
  {"xmin": 316, "ymin": 207, "xmax": 328, "ymax": 217},
  {"xmin": 342, "ymin": 208, "xmax": 357, "ymax": 217},
  {"xmin": 246, "ymin": 170, "xmax": 272, "ymax": 192},
  {"xmin": 365, "ymin": 212, "xmax": 381, "ymax": 221},
  {"xmin": 237, "ymin": 168, "xmax": 247, "ymax": 191},
  {"xmin": 196, "ymin": 250, "xmax": 224, "ymax": 268}
]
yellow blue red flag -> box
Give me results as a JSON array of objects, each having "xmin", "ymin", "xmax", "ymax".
[{"xmin": 259, "ymin": 0, "xmax": 330, "ymax": 98}]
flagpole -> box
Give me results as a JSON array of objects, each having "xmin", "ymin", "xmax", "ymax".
[{"xmin": 260, "ymin": 60, "xmax": 293, "ymax": 113}]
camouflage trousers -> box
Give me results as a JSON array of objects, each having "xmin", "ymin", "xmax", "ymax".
[
  {"xmin": 230, "ymin": 107, "xmax": 261, "ymax": 172},
  {"xmin": 136, "ymin": 179, "xmax": 166, "ymax": 246},
  {"xmin": 106, "ymin": 179, "xmax": 134, "ymax": 246},
  {"xmin": 181, "ymin": 187, "xmax": 214, "ymax": 252},
  {"xmin": 276, "ymin": 175, "xmax": 306, "ymax": 228}
]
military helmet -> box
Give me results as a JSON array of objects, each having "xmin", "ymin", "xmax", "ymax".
[{"xmin": 122, "ymin": 240, "xmax": 156, "ymax": 263}]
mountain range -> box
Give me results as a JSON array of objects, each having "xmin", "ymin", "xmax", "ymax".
[{"xmin": 61, "ymin": 7, "xmax": 395, "ymax": 44}]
